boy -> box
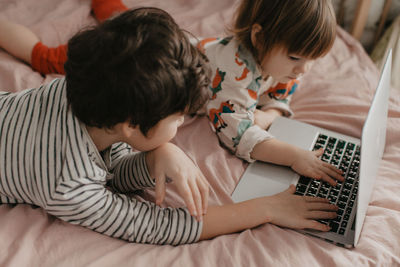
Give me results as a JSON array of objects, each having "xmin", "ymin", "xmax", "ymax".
[
  {"xmin": 0, "ymin": 7, "xmax": 211, "ymax": 245},
  {"xmin": 0, "ymin": 7, "xmax": 338, "ymax": 245}
]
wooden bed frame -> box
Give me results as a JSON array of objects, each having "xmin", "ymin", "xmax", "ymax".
[{"xmin": 350, "ymin": 0, "xmax": 392, "ymax": 45}]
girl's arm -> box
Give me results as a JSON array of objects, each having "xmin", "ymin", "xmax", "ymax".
[
  {"xmin": 251, "ymin": 138, "xmax": 344, "ymax": 186},
  {"xmin": 253, "ymin": 108, "xmax": 283, "ymax": 130},
  {"xmin": 0, "ymin": 18, "xmax": 39, "ymax": 64},
  {"xmin": 200, "ymin": 185, "xmax": 337, "ymax": 240}
]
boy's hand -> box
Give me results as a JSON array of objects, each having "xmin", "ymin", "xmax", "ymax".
[
  {"xmin": 264, "ymin": 185, "xmax": 338, "ymax": 231},
  {"xmin": 291, "ymin": 148, "xmax": 344, "ymax": 186},
  {"xmin": 146, "ymin": 142, "xmax": 209, "ymax": 221},
  {"xmin": 253, "ymin": 108, "xmax": 282, "ymax": 130}
]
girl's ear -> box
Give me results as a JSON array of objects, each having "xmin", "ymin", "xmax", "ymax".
[{"xmin": 251, "ymin": 23, "xmax": 262, "ymax": 48}]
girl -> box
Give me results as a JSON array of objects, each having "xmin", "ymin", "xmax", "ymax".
[{"xmin": 199, "ymin": 0, "xmax": 344, "ymax": 186}]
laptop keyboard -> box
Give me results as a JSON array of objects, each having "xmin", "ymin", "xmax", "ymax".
[{"xmin": 295, "ymin": 134, "xmax": 360, "ymax": 235}]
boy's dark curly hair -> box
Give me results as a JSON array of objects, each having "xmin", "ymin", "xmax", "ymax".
[{"xmin": 65, "ymin": 7, "xmax": 210, "ymax": 134}]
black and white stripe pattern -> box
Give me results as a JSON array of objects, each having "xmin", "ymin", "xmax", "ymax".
[{"xmin": 0, "ymin": 78, "xmax": 202, "ymax": 245}]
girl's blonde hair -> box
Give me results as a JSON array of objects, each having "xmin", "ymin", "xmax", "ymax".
[{"xmin": 232, "ymin": 0, "xmax": 336, "ymax": 62}]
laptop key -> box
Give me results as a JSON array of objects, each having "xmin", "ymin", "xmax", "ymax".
[
  {"xmin": 328, "ymin": 195, "xmax": 337, "ymax": 204},
  {"xmin": 345, "ymin": 207, "xmax": 352, "ymax": 215},
  {"xmin": 329, "ymin": 221, "xmax": 339, "ymax": 232},
  {"xmin": 337, "ymin": 140, "xmax": 346, "ymax": 148},
  {"xmin": 333, "ymin": 215, "xmax": 342, "ymax": 223},
  {"xmin": 296, "ymin": 184, "xmax": 307, "ymax": 194},
  {"xmin": 306, "ymin": 191, "xmax": 315, "ymax": 196},
  {"xmin": 298, "ymin": 176, "xmax": 311, "ymax": 186},
  {"xmin": 337, "ymin": 201, "xmax": 347, "ymax": 209},
  {"xmin": 330, "ymin": 188, "xmax": 339, "ymax": 196},
  {"xmin": 318, "ymin": 219, "xmax": 329, "ymax": 225},
  {"xmin": 339, "ymin": 195, "xmax": 348, "ymax": 203},
  {"xmin": 339, "ymin": 228, "xmax": 346, "ymax": 235}
]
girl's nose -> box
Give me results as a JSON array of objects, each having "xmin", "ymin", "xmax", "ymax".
[{"xmin": 295, "ymin": 61, "xmax": 312, "ymax": 75}]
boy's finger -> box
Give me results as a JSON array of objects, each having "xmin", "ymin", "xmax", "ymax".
[
  {"xmin": 155, "ymin": 175, "xmax": 166, "ymax": 206},
  {"xmin": 198, "ymin": 177, "xmax": 209, "ymax": 214},
  {"xmin": 305, "ymin": 220, "xmax": 331, "ymax": 232},
  {"xmin": 286, "ymin": 184, "xmax": 296, "ymax": 194},
  {"xmin": 307, "ymin": 211, "xmax": 337, "ymax": 220},
  {"xmin": 306, "ymin": 202, "xmax": 338, "ymax": 211},
  {"xmin": 189, "ymin": 179, "xmax": 203, "ymax": 221},
  {"xmin": 196, "ymin": 171, "xmax": 209, "ymax": 214},
  {"xmin": 178, "ymin": 182, "xmax": 197, "ymax": 217}
]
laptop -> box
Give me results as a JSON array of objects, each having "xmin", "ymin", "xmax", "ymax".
[{"xmin": 231, "ymin": 50, "xmax": 392, "ymax": 248}]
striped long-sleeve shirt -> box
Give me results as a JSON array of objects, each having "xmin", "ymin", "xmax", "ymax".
[{"xmin": 0, "ymin": 78, "xmax": 202, "ymax": 245}]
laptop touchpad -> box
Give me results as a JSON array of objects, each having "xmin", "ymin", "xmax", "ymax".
[{"xmin": 231, "ymin": 162, "xmax": 298, "ymax": 202}]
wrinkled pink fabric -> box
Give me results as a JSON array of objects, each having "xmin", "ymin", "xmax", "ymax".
[{"xmin": 0, "ymin": 0, "xmax": 399, "ymax": 266}]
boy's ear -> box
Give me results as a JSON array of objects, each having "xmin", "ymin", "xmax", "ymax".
[
  {"xmin": 120, "ymin": 121, "xmax": 140, "ymax": 138},
  {"xmin": 251, "ymin": 24, "xmax": 262, "ymax": 48}
]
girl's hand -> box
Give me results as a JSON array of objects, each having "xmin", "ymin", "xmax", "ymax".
[
  {"xmin": 146, "ymin": 142, "xmax": 210, "ymax": 221},
  {"xmin": 253, "ymin": 108, "xmax": 283, "ymax": 130},
  {"xmin": 291, "ymin": 148, "xmax": 344, "ymax": 186},
  {"xmin": 264, "ymin": 185, "xmax": 338, "ymax": 231}
]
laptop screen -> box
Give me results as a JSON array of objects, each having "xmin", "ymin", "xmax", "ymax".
[{"xmin": 355, "ymin": 50, "xmax": 392, "ymax": 245}]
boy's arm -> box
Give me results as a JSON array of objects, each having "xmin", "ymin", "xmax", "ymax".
[
  {"xmin": 250, "ymin": 138, "xmax": 344, "ymax": 186},
  {"xmin": 200, "ymin": 185, "xmax": 338, "ymax": 240},
  {"xmin": 109, "ymin": 150, "xmax": 156, "ymax": 191},
  {"xmin": 49, "ymin": 178, "xmax": 337, "ymax": 245},
  {"xmin": 50, "ymin": 178, "xmax": 202, "ymax": 245}
]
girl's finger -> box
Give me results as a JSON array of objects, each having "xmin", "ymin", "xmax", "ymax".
[
  {"xmin": 324, "ymin": 162, "xmax": 344, "ymax": 174},
  {"xmin": 303, "ymin": 220, "xmax": 331, "ymax": 232},
  {"xmin": 306, "ymin": 202, "xmax": 338, "ymax": 211},
  {"xmin": 318, "ymin": 170, "xmax": 337, "ymax": 186},
  {"xmin": 322, "ymin": 163, "xmax": 344, "ymax": 181}
]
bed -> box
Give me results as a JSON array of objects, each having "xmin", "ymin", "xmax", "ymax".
[{"xmin": 0, "ymin": 0, "xmax": 399, "ymax": 266}]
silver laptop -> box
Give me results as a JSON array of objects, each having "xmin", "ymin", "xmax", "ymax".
[{"xmin": 232, "ymin": 50, "xmax": 392, "ymax": 248}]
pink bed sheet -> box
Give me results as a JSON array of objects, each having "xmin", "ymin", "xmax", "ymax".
[{"xmin": 0, "ymin": 0, "xmax": 399, "ymax": 266}]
